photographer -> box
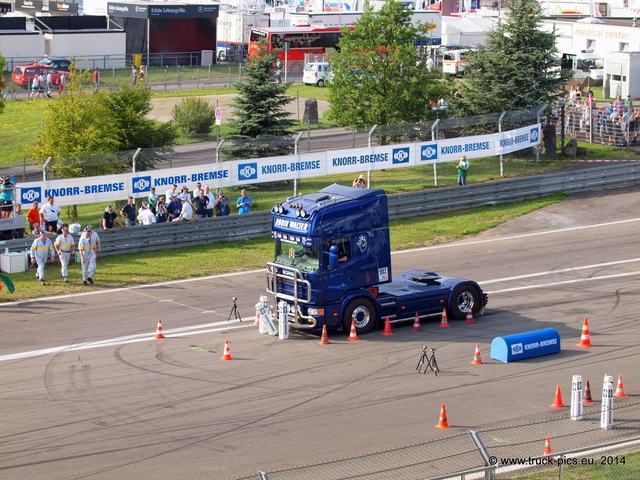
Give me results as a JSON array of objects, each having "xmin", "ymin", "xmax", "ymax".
[
  {"xmin": 352, "ymin": 174, "xmax": 367, "ymax": 189},
  {"xmin": 0, "ymin": 175, "xmax": 15, "ymax": 219},
  {"xmin": 214, "ymin": 190, "xmax": 230, "ymax": 216}
]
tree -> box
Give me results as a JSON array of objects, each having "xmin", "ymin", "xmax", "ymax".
[
  {"xmin": 225, "ymin": 39, "xmax": 296, "ymax": 160},
  {"xmin": 450, "ymin": 0, "xmax": 570, "ymax": 117},
  {"xmin": 327, "ymin": 0, "xmax": 448, "ymax": 133}
]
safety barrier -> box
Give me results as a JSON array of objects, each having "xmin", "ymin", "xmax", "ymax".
[
  {"xmin": 490, "ymin": 328, "xmax": 561, "ymax": 363},
  {"xmin": 0, "ymin": 162, "xmax": 638, "ymax": 256}
]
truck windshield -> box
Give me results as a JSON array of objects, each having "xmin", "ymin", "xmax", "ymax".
[{"xmin": 274, "ymin": 241, "xmax": 321, "ymax": 271}]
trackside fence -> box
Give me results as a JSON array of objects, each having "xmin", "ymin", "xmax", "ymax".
[
  {"xmin": 231, "ymin": 395, "xmax": 640, "ymax": 479},
  {"xmin": 0, "ymin": 162, "xmax": 638, "ymax": 256}
]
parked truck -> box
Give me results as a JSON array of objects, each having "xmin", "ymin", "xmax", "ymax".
[{"xmin": 267, "ymin": 183, "xmax": 487, "ymax": 335}]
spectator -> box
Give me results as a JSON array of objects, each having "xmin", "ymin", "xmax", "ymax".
[
  {"xmin": 59, "ymin": 73, "xmax": 69, "ymax": 94},
  {"xmin": 167, "ymin": 193, "xmax": 182, "ymax": 221},
  {"xmin": 29, "ymin": 76, "xmax": 40, "ymax": 100},
  {"xmin": 1, "ymin": 75, "xmax": 7, "ymax": 101},
  {"xmin": 46, "ymin": 70, "xmax": 54, "ymax": 98},
  {"xmin": 78, "ymin": 225, "xmax": 100, "ymax": 285},
  {"xmin": 148, "ymin": 187, "xmax": 159, "ymax": 214},
  {"xmin": 178, "ymin": 185, "xmax": 191, "ymax": 202},
  {"xmin": 204, "ymin": 186, "xmax": 215, "ymax": 218},
  {"xmin": 131, "ymin": 65, "xmax": 139, "ymax": 86},
  {"xmin": 137, "ymin": 201, "xmax": 156, "ymax": 225},
  {"xmin": 38, "ymin": 72, "xmax": 46, "ymax": 98},
  {"xmin": 40, "ymin": 196, "xmax": 61, "ymax": 233},
  {"xmin": 29, "ymin": 222, "xmax": 42, "ymax": 238},
  {"xmin": 426, "ymin": 56, "xmax": 434, "ymax": 72},
  {"xmin": 30, "ymin": 229, "xmax": 54, "ymax": 285},
  {"xmin": 193, "ymin": 190, "xmax": 209, "ymax": 219},
  {"xmin": 120, "ymin": 196, "xmax": 137, "ymax": 227},
  {"xmin": 625, "ymin": 94, "xmax": 634, "ymax": 111},
  {"xmin": 26, "ymin": 201, "xmax": 40, "ymax": 232},
  {"xmin": 165, "ymin": 184, "xmax": 178, "ymax": 201},
  {"xmin": 102, "ymin": 205, "xmax": 124, "ymax": 231},
  {"xmin": 173, "ymin": 197, "xmax": 197, "ymax": 222},
  {"xmin": 614, "ymin": 94, "xmax": 625, "ymax": 117},
  {"xmin": 54, "ymin": 224, "xmax": 75, "ymax": 283},
  {"xmin": 93, "ymin": 68, "xmax": 100, "ymax": 89},
  {"xmin": 192, "ymin": 182, "xmax": 203, "ymax": 198},
  {"xmin": 214, "ymin": 190, "xmax": 230, "ymax": 216},
  {"xmin": 456, "ymin": 154, "xmax": 469, "ymax": 186},
  {"xmin": 156, "ymin": 197, "xmax": 168, "ymax": 223},
  {"xmin": 453, "ymin": 86, "xmax": 463, "ymax": 99},
  {"xmin": 236, "ymin": 189, "xmax": 253, "ymax": 214},
  {"xmin": 352, "ymin": 174, "xmax": 367, "ymax": 189},
  {"xmin": 0, "ymin": 175, "xmax": 15, "ymax": 218}
]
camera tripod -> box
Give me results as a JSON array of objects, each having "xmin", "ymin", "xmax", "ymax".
[
  {"xmin": 227, "ymin": 297, "xmax": 242, "ymax": 322},
  {"xmin": 416, "ymin": 345, "xmax": 440, "ymax": 375}
]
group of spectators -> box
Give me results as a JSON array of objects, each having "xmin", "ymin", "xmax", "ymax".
[
  {"xmin": 556, "ymin": 85, "xmax": 638, "ymax": 147},
  {"xmin": 101, "ymin": 182, "xmax": 253, "ymax": 230}
]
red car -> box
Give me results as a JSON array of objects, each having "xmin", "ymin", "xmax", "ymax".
[{"xmin": 11, "ymin": 64, "xmax": 65, "ymax": 89}]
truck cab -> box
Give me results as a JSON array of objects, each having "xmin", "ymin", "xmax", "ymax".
[{"xmin": 267, "ymin": 184, "xmax": 487, "ymax": 335}]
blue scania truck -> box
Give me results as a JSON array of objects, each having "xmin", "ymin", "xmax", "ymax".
[{"xmin": 267, "ymin": 184, "xmax": 487, "ymax": 335}]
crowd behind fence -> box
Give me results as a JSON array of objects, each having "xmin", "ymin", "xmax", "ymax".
[{"xmin": 552, "ymin": 87, "xmax": 639, "ymax": 149}]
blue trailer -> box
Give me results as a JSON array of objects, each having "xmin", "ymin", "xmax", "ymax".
[{"xmin": 267, "ymin": 184, "xmax": 487, "ymax": 335}]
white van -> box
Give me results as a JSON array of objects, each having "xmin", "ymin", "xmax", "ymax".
[
  {"xmin": 442, "ymin": 49, "xmax": 470, "ymax": 75},
  {"xmin": 303, "ymin": 62, "xmax": 333, "ymax": 87}
]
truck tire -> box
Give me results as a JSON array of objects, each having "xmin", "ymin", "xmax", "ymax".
[
  {"xmin": 343, "ymin": 298, "xmax": 376, "ymax": 335},
  {"xmin": 449, "ymin": 285, "xmax": 480, "ymax": 320}
]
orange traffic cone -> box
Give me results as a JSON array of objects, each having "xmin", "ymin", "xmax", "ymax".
[
  {"xmin": 543, "ymin": 436, "xmax": 552, "ymax": 455},
  {"xmin": 412, "ymin": 313, "xmax": 421, "ymax": 332},
  {"xmin": 220, "ymin": 340, "xmax": 233, "ymax": 361},
  {"xmin": 550, "ymin": 385, "xmax": 565, "ymax": 408},
  {"xmin": 576, "ymin": 318, "xmax": 593, "ymax": 347},
  {"xmin": 614, "ymin": 374, "xmax": 628, "ymax": 397},
  {"xmin": 583, "ymin": 380, "xmax": 594, "ymax": 404},
  {"xmin": 382, "ymin": 317, "xmax": 394, "ymax": 336},
  {"xmin": 470, "ymin": 343, "xmax": 484, "ymax": 365},
  {"xmin": 154, "ymin": 319, "xmax": 165, "ymax": 339},
  {"xmin": 347, "ymin": 320, "xmax": 360, "ymax": 341},
  {"xmin": 439, "ymin": 308, "xmax": 451, "ymax": 328},
  {"xmin": 435, "ymin": 404, "xmax": 451, "ymax": 428},
  {"xmin": 464, "ymin": 310, "xmax": 475, "ymax": 324},
  {"xmin": 319, "ymin": 325, "xmax": 330, "ymax": 345}
]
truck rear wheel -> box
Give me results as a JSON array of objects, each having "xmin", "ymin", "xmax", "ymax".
[
  {"xmin": 343, "ymin": 298, "xmax": 376, "ymax": 335},
  {"xmin": 449, "ymin": 285, "xmax": 480, "ymax": 320}
]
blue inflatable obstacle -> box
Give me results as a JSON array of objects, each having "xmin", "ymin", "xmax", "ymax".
[{"xmin": 490, "ymin": 328, "xmax": 561, "ymax": 363}]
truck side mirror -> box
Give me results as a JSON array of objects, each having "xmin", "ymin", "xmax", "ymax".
[{"xmin": 329, "ymin": 245, "xmax": 339, "ymax": 269}]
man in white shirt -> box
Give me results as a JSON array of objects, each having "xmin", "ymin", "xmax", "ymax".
[
  {"xmin": 165, "ymin": 184, "xmax": 178, "ymax": 201},
  {"xmin": 137, "ymin": 201, "xmax": 157, "ymax": 225},
  {"xmin": 39, "ymin": 196, "xmax": 61, "ymax": 233},
  {"xmin": 178, "ymin": 186, "xmax": 191, "ymax": 202},
  {"xmin": 173, "ymin": 198, "xmax": 197, "ymax": 222},
  {"xmin": 192, "ymin": 182, "xmax": 203, "ymax": 198}
]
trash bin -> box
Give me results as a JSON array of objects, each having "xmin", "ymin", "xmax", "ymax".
[
  {"xmin": 132, "ymin": 54, "xmax": 142, "ymax": 67},
  {"xmin": 303, "ymin": 99, "xmax": 318, "ymax": 125},
  {"xmin": 201, "ymin": 50, "xmax": 214, "ymax": 66}
]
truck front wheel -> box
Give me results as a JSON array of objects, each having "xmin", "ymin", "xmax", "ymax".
[
  {"xmin": 343, "ymin": 298, "xmax": 376, "ymax": 335},
  {"xmin": 450, "ymin": 285, "xmax": 480, "ymax": 320}
]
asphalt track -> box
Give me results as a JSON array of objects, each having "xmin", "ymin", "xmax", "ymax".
[{"xmin": 1, "ymin": 186, "xmax": 639, "ymax": 480}]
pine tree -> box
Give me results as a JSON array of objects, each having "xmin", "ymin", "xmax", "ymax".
[
  {"xmin": 451, "ymin": 0, "xmax": 570, "ymax": 117},
  {"xmin": 225, "ymin": 40, "xmax": 296, "ymax": 160}
]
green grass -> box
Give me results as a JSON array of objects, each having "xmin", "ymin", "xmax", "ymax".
[{"xmin": 3, "ymin": 194, "xmax": 564, "ymax": 302}]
